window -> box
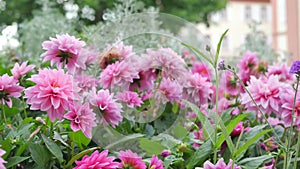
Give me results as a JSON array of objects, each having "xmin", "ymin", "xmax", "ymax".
[
  {"xmin": 244, "ymin": 6, "xmax": 252, "ymax": 21},
  {"xmin": 260, "ymin": 6, "xmax": 267, "ymax": 22}
]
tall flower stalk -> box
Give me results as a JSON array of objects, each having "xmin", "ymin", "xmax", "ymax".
[
  {"xmin": 287, "ymin": 60, "xmax": 300, "ymax": 169},
  {"xmin": 183, "ymin": 29, "xmax": 236, "ymax": 163}
]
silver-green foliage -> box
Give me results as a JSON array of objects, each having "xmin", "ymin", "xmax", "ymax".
[{"xmin": 19, "ymin": 7, "xmax": 76, "ymax": 65}]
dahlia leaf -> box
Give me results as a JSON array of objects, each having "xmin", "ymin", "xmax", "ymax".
[
  {"xmin": 6, "ymin": 156, "xmax": 30, "ymax": 168},
  {"xmin": 69, "ymin": 131, "xmax": 91, "ymax": 150},
  {"xmin": 186, "ymin": 140, "xmax": 212, "ymax": 169},
  {"xmin": 237, "ymin": 155, "xmax": 273, "ymax": 169},
  {"xmin": 28, "ymin": 143, "xmax": 51, "ymax": 167},
  {"xmin": 139, "ymin": 138, "xmax": 167, "ymax": 156},
  {"xmin": 173, "ymin": 125, "xmax": 188, "ymax": 139},
  {"xmin": 41, "ymin": 134, "xmax": 64, "ymax": 162}
]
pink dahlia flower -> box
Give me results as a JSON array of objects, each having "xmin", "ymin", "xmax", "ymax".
[
  {"xmin": 238, "ymin": 51, "xmax": 258, "ymax": 84},
  {"xmin": 267, "ymin": 63, "xmax": 294, "ymax": 82},
  {"xmin": 74, "ymin": 150, "xmax": 121, "ymax": 169},
  {"xmin": 0, "ymin": 74, "xmax": 23, "ymax": 108},
  {"xmin": 99, "ymin": 41, "xmax": 134, "ymax": 69},
  {"xmin": 193, "ymin": 129, "xmax": 205, "ymax": 149},
  {"xmin": 183, "ymin": 73, "xmax": 213, "ymax": 106},
  {"xmin": 203, "ymin": 158, "xmax": 241, "ymax": 169},
  {"xmin": 231, "ymin": 122, "xmax": 246, "ymax": 136},
  {"xmin": 64, "ymin": 102, "xmax": 96, "ymax": 138},
  {"xmin": 75, "ymin": 47, "xmax": 98, "ymax": 73},
  {"xmin": 11, "ymin": 61, "xmax": 35, "ymax": 80},
  {"xmin": 241, "ymin": 75, "xmax": 287, "ymax": 117},
  {"xmin": 215, "ymin": 97, "xmax": 230, "ymax": 115},
  {"xmin": 116, "ymin": 91, "xmax": 143, "ymax": 108},
  {"xmin": 89, "ymin": 89, "xmax": 122, "ymax": 128},
  {"xmin": 148, "ymin": 48, "xmax": 187, "ymax": 79},
  {"xmin": 100, "ymin": 61, "xmax": 139, "ymax": 90},
  {"xmin": 118, "ymin": 150, "xmax": 146, "ymax": 169},
  {"xmin": 129, "ymin": 69, "xmax": 157, "ymax": 92},
  {"xmin": 191, "ymin": 62, "xmax": 211, "ymax": 81},
  {"xmin": 41, "ymin": 34, "xmax": 86, "ymax": 73},
  {"xmin": 263, "ymin": 158, "xmax": 277, "ymax": 169},
  {"xmin": 220, "ymin": 71, "xmax": 240, "ymax": 96},
  {"xmin": 280, "ymin": 87, "xmax": 300, "ymax": 129},
  {"xmin": 260, "ymin": 137, "xmax": 278, "ymax": 151},
  {"xmin": 157, "ymin": 78, "xmax": 182, "ymax": 103},
  {"xmin": 75, "ymin": 75, "xmax": 98, "ymax": 95},
  {"xmin": 149, "ymin": 155, "xmax": 164, "ymax": 169},
  {"xmin": 0, "ymin": 148, "xmax": 6, "ymax": 169},
  {"xmin": 24, "ymin": 68, "xmax": 74, "ymax": 122}
]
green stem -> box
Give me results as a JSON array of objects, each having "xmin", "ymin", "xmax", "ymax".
[
  {"xmin": 294, "ymin": 131, "xmax": 300, "ymax": 169},
  {"xmin": 2, "ymin": 103, "xmax": 6, "ymax": 123},
  {"xmin": 71, "ymin": 133, "xmax": 75, "ymax": 157},
  {"xmin": 213, "ymin": 68, "xmax": 219, "ymax": 163},
  {"xmin": 229, "ymin": 69, "xmax": 284, "ymax": 148},
  {"xmin": 287, "ymin": 75, "xmax": 300, "ymax": 168},
  {"xmin": 22, "ymin": 96, "xmax": 27, "ymax": 118}
]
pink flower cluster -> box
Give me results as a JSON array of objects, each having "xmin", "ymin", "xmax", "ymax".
[
  {"xmin": 41, "ymin": 34, "xmax": 86, "ymax": 73},
  {"xmin": 25, "ymin": 68, "xmax": 74, "ymax": 122},
  {"xmin": 74, "ymin": 149, "xmax": 164, "ymax": 169},
  {"xmin": 89, "ymin": 89, "xmax": 123, "ymax": 128},
  {"xmin": 0, "ymin": 148, "xmax": 6, "ymax": 169},
  {"xmin": 203, "ymin": 158, "xmax": 241, "ymax": 169},
  {"xmin": 0, "ymin": 74, "xmax": 23, "ymax": 108}
]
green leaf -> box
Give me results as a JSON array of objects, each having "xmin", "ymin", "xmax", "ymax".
[
  {"xmin": 105, "ymin": 133, "xmax": 144, "ymax": 150},
  {"xmin": 172, "ymin": 102, "xmax": 179, "ymax": 114},
  {"xmin": 41, "ymin": 134, "xmax": 64, "ymax": 162},
  {"xmin": 1, "ymin": 138, "xmax": 12, "ymax": 159},
  {"xmin": 173, "ymin": 125, "xmax": 188, "ymax": 139},
  {"xmin": 242, "ymin": 125, "xmax": 267, "ymax": 140},
  {"xmin": 216, "ymin": 113, "xmax": 249, "ymax": 148},
  {"xmin": 63, "ymin": 147, "xmax": 100, "ymax": 169},
  {"xmin": 220, "ymin": 108, "xmax": 233, "ymax": 123},
  {"xmin": 210, "ymin": 111, "xmax": 235, "ymax": 154},
  {"xmin": 186, "ymin": 141, "xmax": 212, "ymax": 169},
  {"xmin": 182, "ymin": 43, "xmax": 214, "ymax": 65},
  {"xmin": 184, "ymin": 100, "xmax": 215, "ymax": 145},
  {"xmin": 235, "ymin": 129, "xmax": 272, "ymax": 157},
  {"xmin": 28, "ymin": 143, "xmax": 51, "ymax": 167},
  {"xmin": 164, "ymin": 155, "xmax": 184, "ymax": 169},
  {"xmin": 214, "ymin": 29, "xmax": 229, "ymax": 67},
  {"xmin": 152, "ymin": 133, "xmax": 182, "ymax": 149},
  {"xmin": 69, "ymin": 131, "xmax": 91, "ymax": 149},
  {"xmin": 139, "ymin": 138, "xmax": 167, "ymax": 156},
  {"xmin": 6, "ymin": 156, "xmax": 30, "ymax": 168},
  {"xmin": 16, "ymin": 143, "xmax": 28, "ymax": 156},
  {"xmin": 53, "ymin": 131, "xmax": 71, "ymax": 148},
  {"xmin": 238, "ymin": 155, "xmax": 273, "ymax": 169}
]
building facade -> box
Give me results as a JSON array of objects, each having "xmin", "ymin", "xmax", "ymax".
[{"xmin": 197, "ymin": 0, "xmax": 299, "ymax": 63}]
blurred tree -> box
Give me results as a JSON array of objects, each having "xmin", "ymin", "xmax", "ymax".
[
  {"xmin": 0, "ymin": 0, "xmax": 227, "ymax": 26},
  {"xmin": 143, "ymin": 0, "xmax": 228, "ymax": 26}
]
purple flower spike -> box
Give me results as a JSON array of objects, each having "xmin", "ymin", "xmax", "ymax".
[
  {"xmin": 289, "ymin": 60, "xmax": 300, "ymax": 75},
  {"xmin": 218, "ymin": 60, "xmax": 225, "ymax": 70}
]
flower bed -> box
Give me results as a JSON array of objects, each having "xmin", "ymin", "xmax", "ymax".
[{"xmin": 0, "ymin": 5, "xmax": 300, "ymax": 169}]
